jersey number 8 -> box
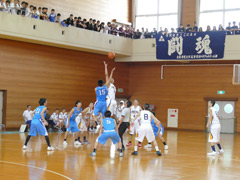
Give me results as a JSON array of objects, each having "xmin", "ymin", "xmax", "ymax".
[{"xmin": 144, "ymin": 114, "xmax": 148, "ymax": 120}]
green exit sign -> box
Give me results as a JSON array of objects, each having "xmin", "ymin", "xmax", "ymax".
[{"xmin": 217, "ymin": 90, "xmax": 225, "ymax": 95}]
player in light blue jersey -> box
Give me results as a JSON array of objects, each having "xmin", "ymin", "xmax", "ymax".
[
  {"xmin": 90, "ymin": 110, "xmax": 123, "ymax": 157},
  {"xmin": 23, "ymin": 98, "xmax": 54, "ymax": 151},
  {"xmin": 63, "ymin": 101, "xmax": 83, "ymax": 146},
  {"xmin": 93, "ymin": 67, "xmax": 115, "ymax": 126},
  {"xmin": 144, "ymin": 112, "xmax": 168, "ymax": 150}
]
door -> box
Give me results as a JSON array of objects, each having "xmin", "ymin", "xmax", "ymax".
[
  {"xmin": 207, "ymin": 101, "xmax": 235, "ymax": 133},
  {"xmin": 0, "ymin": 91, "xmax": 3, "ymax": 125}
]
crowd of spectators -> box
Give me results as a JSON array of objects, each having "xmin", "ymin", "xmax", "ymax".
[{"xmin": 0, "ymin": 0, "xmax": 239, "ymax": 39}]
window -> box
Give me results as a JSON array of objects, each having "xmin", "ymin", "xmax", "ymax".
[
  {"xmin": 199, "ymin": 0, "xmax": 240, "ymax": 29},
  {"xmin": 135, "ymin": 0, "xmax": 180, "ymax": 31}
]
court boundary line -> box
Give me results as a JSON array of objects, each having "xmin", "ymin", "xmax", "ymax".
[{"xmin": 0, "ymin": 160, "xmax": 72, "ymax": 180}]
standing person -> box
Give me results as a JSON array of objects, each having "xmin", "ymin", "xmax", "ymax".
[
  {"xmin": 23, "ymin": 105, "xmax": 33, "ymax": 129},
  {"xmin": 92, "ymin": 67, "xmax": 115, "ymax": 124},
  {"xmin": 104, "ymin": 61, "xmax": 117, "ymax": 118},
  {"xmin": 48, "ymin": 9, "xmax": 56, "ymax": 22},
  {"xmin": 206, "ymin": 100, "xmax": 224, "ymax": 156},
  {"xmin": 90, "ymin": 111, "xmax": 123, "ymax": 157},
  {"xmin": 59, "ymin": 108, "xmax": 67, "ymax": 131},
  {"xmin": 144, "ymin": 112, "xmax": 168, "ymax": 150},
  {"xmin": 10, "ymin": 0, "xmax": 20, "ymax": 15},
  {"xmin": 22, "ymin": 98, "xmax": 54, "ymax": 151},
  {"xmin": 63, "ymin": 101, "xmax": 82, "ymax": 146},
  {"xmin": 50, "ymin": 109, "xmax": 61, "ymax": 132},
  {"xmin": 117, "ymin": 100, "xmax": 132, "ymax": 150},
  {"xmin": 116, "ymin": 101, "xmax": 124, "ymax": 122},
  {"xmin": 126, "ymin": 99, "xmax": 142, "ymax": 147},
  {"xmin": 131, "ymin": 103, "xmax": 161, "ymax": 156}
]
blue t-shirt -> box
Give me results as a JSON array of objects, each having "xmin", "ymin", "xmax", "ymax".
[
  {"xmin": 32, "ymin": 13, "xmax": 38, "ymax": 19},
  {"xmin": 69, "ymin": 107, "xmax": 82, "ymax": 122},
  {"xmin": 103, "ymin": 117, "xmax": 115, "ymax": 131},
  {"xmin": 96, "ymin": 85, "xmax": 108, "ymax": 101},
  {"xmin": 151, "ymin": 119, "xmax": 163, "ymax": 132},
  {"xmin": 32, "ymin": 106, "xmax": 46, "ymax": 121},
  {"xmin": 49, "ymin": 13, "xmax": 56, "ymax": 22}
]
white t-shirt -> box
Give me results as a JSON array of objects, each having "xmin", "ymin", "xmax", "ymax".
[
  {"xmin": 50, "ymin": 113, "xmax": 59, "ymax": 121},
  {"xmin": 121, "ymin": 108, "xmax": 130, "ymax": 122},
  {"xmin": 59, "ymin": 112, "xmax": 67, "ymax": 120},
  {"xmin": 10, "ymin": 3, "xmax": 19, "ymax": 14},
  {"xmin": 85, "ymin": 107, "xmax": 93, "ymax": 120},
  {"xmin": 23, "ymin": 110, "xmax": 33, "ymax": 122},
  {"xmin": 140, "ymin": 110, "xmax": 152, "ymax": 126},
  {"xmin": 210, "ymin": 107, "xmax": 220, "ymax": 124}
]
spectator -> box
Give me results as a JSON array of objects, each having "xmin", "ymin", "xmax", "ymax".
[
  {"xmin": 36, "ymin": 6, "xmax": 41, "ymax": 16},
  {"xmin": 163, "ymin": 28, "xmax": 169, "ymax": 35},
  {"xmin": 61, "ymin": 19, "xmax": 69, "ymax": 27},
  {"xmin": 0, "ymin": 0, "xmax": 6, "ymax": 12},
  {"xmin": 10, "ymin": 0, "xmax": 20, "ymax": 15},
  {"xmin": 76, "ymin": 17, "xmax": 82, "ymax": 28},
  {"xmin": 218, "ymin": 25, "xmax": 224, "ymax": 31},
  {"xmin": 86, "ymin": 18, "xmax": 93, "ymax": 30},
  {"xmin": 110, "ymin": 24, "xmax": 118, "ymax": 35},
  {"xmin": 206, "ymin": 25, "xmax": 211, "ymax": 32},
  {"xmin": 158, "ymin": 27, "xmax": 164, "ymax": 34},
  {"xmin": 59, "ymin": 108, "xmax": 67, "ymax": 131},
  {"xmin": 73, "ymin": 17, "xmax": 78, "ymax": 27},
  {"xmin": 133, "ymin": 29, "xmax": 141, "ymax": 39},
  {"xmin": 45, "ymin": 108, "xmax": 53, "ymax": 131},
  {"xmin": 125, "ymin": 26, "xmax": 132, "ymax": 38},
  {"xmin": 99, "ymin": 22, "xmax": 105, "ymax": 32},
  {"xmin": 226, "ymin": 22, "xmax": 232, "ymax": 33},
  {"xmin": 118, "ymin": 25, "xmax": 125, "ymax": 37},
  {"xmin": 25, "ymin": 2, "xmax": 32, "ymax": 17},
  {"xmin": 19, "ymin": 1, "xmax": 26, "ymax": 16},
  {"xmin": 55, "ymin": 13, "xmax": 61, "ymax": 23},
  {"xmin": 141, "ymin": 27, "xmax": 145, "ymax": 38},
  {"xmin": 232, "ymin": 21, "xmax": 238, "ymax": 35},
  {"xmin": 186, "ymin": 24, "xmax": 192, "ymax": 32},
  {"xmin": 199, "ymin": 27, "xmax": 203, "ymax": 32},
  {"xmin": 4, "ymin": 0, "xmax": 11, "ymax": 13},
  {"xmin": 144, "ymin": 28, "xmax": 151, "ymax": 38},
  {"xmin": 48, "ymin": 9, "xmax": 56, "ymax": 22},
  {"xmin": 95, "ymin": 20, "xmax": 100, "ymax": 31},
  {"xmin": 50, "ymin": 108, "xmax": 61, "ymax": 132},
  {"xmin": 212, "ymin": 26, "xmax": 217, "ymax": 31},
  {"xmin": 170, "ymin": 28, "xmax": 175, "ymax": 34},
  {"xmin": 177, "ymin": 24, "xmax": 185, "ymax": 32},
  {"xmin": 104, "ymin": 22, "xmax": 111, "ymax": 34},
  {"xmin": 193, "ymin": 22, "xmax": 198, "ymax": 32},
  {"xmin": 32, "ymin": 6, "xmax": 38, "ymax": 19},
  {"xmin": 66, "ymin": 14, "xmax": 74, "ymax": 26},
  {"xmin": 40, "ymin": 7, "xmax": 48, "ymax": 21},
  {"xmin": 80, "ymin": 18, "xmax": 87, "ymax": 29},
  {"xmin": 116, "ymin": 101, "xmax": 124, "ymax": 122},
  {"xmin": 23, "ymin": 105, "xmax": 33, "ymax": 130},
  {"xmin": 151, "ymin": 28, "xmax": 157, "ymax": 38}
]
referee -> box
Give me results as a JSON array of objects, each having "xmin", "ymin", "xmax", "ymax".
[{"xmin": 118, "ymin": 100, "xmax": 132, "ymax": 150}]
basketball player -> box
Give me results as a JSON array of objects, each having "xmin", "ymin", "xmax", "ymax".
[
  {"xmin": 126, "ymin": 99, "xmax": 142, "ymax": 147},
  {"xmin": 63, "ymin": 101, "xmax": 82, "ymax": 146},
  {"xmin": 22, "ymin": 98, "xmax": 54, "ymax": 151},
  {"xmin": 92, "ymin": 67, "xmax": 115, "ymax": 124},
  {"xmin": 206, "ymin": 100, "xmax": 224, "ymax": 156},
  {"xmin": 131, "ymin": 103, "xmax": 161, "ymax": 156},
  {"xmin": 104, "ymin": 61, "xmax": 117, "ymax": 118},
  {"xmin": 144, "ymin": 112, "xmax": 168, "ymax": 150},
  {"xmin": 90, "ymin": 111, "xmax": 123, "ymax": 157}
]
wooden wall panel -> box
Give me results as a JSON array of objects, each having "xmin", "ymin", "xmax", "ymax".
[
  {"xmin": 128, "ymin": 62, "xmax": 240, "ymax": 132},
  {"xmin": 26, "ymin": 0, "xmax": 130, "ymax": 23},
  {"xmin": 0, "ymin": 38, "xmax": 129, "ymax": 128},
  {"xmin": 181, "ymin": 0, "xmax": 197, "ymax": 26}
]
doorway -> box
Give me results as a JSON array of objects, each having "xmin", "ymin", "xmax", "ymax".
[{"xmin": 207, "ymin": 101, "xmax": 236, "ymax": 133}]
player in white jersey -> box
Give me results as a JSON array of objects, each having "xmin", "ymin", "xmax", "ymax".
[
  {"xmin": 206, "ymin": 100, "xmax": 224, "ymax": 156},
  {"xmin": 131, "ymin": 103, "xmax": 161, "ymax": 156},
  {"xmin": 59, "ymin": 108, "xmax": 68, "ymax": 131},
  {"xmin": 126, "ymin": 99, "xmax": 142, "ymax": 147},
  {"xmin": 104, "ymin": 61, "xmax": 117, "ymax": 117}
]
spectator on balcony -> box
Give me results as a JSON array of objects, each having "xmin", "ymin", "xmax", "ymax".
[
  {"xmin": 151, "ymin": 28, "xmax": 157, "ymax": 38},
  {"xmin": 66, "ymin": 14, "xmax": 74, "ymax": 26},
  {"xmin": 95, "ymin": 20, "xmax": 100, "ymax": 32},
  {"xmin": 198, "ymin": 27, "xmax": 203, "ymax": 32},
  {"xmin": 49, "ymin": 9, "xmax": 56, "ymax": 22},
  {"xmin": 10, "ymin": 0, "xmax": 20, "ymax": 15},
  {"xmin": 144, "ymin": 28, "xmax": 151, "ymax": 38},
  {"xmin": 27, "ymin": 5, "xmax": 34, "ymax": 18},
  {"xmin": 37, "ymin": 7, "xmax": 41, "ymax": 16},
  {"xmin": 40, "ymin": 7, "xmax": 48, "ymax": 21},
  {"xmin": 206, "ymin": 25, "xmax": 211, "ymax": 32},
  {"xmin": 32, "ymin": 6, "xmax": 38, "ymax": 19},
  {"xmin": 226, "ymin": 22, "xmax": 232, "ymax": 31},
  {"xmin": 212, "ymin": 26, "xmax": 217, "ymax": 31},
  {"xmin": 141, "ymin": 27, "xmax": 145, "ymax": 38},
  {"xmin": 158, "ymin": 27, "xmax": 164, "ymax": 34},
  {"xmin": 86, "ymin": 18, "xmax": 93, "ymax": 30},
  {"xmin": 25, "ymin": 3, "xmax": 32, "ymax": 17},
  {"xmin": 193, "ymin": 22, "xmax": 198, "ymax": 32},
  {"xmin": 99, "ymin": 22, "xmax": 105, "ymax": 33},
  {"xmin": 80, "ymin": 18, "xmax": 87, "ymax": 29},
  {"xmin": 61, "ymin": 19, "xmax": 69, "ymax": 27},
  {"xmin": 19, "ymin": 1, "xmax": 26, "ymax": 16},
  {"xmin": 4, "ymin": 0, "xmax": 11, "ymax": 13},
  {"xmin": 232, "ymin": 21, "xmax": 238, "ymax": 35},
  {"xmin": 73, "ymin": 17, "xmax": 78, "ymax": 27},
  {"xmin": 133, "ymin": 29, "xmax": 141, "ymax": 39},
  {"xmin": 104, "ymin": 22, "xmax": 111, "ymax": 34},
  {"xmin": 218, "ymin": 24, "xmax": 224, "ymax": 31},
  {"xmin": 170, "ymin": 28, "xmax": 175, "ymax": 34},
  {"xmin": 0, "ymin": 0, "xmax": 6, "ymax": 12},
  {"xmin": 186, "ymin": 24, "xmax": 192, "ymax": 32},
  {"xmin": 164, "ymin": 28, "xmax": 169, "ymax": 35},
  {"xmin": 177, "ymin": 24, "xmax": 185, "ymax": 32},
  {"xmin": 55, "ymin": 13, "xmax": 61, "ymax": 23},
  {"xmin": 92, "ymin": 19, "xmax": 98, "ymax": 31},
  {"xmin": 110, "ymin": 24, "xmax": 118, "ymax": 35},
  {"xmin": 76, "ymin": 17, "xmax": 82, "ymax": 27},
  {"xmin": 118, "ymin": 25, "xmax": 125, "ymax": 37}
]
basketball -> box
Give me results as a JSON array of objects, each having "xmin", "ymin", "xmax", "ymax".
[{"xmin": 108, "ymin": 52, "xmax": 115, "ymax": 60}]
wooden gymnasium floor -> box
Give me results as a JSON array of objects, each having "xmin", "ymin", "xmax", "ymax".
[{"xmin": 0, "ymin": 130, "xmax": 240, "ymax": 180}]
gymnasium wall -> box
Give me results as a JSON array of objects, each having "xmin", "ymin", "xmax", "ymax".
[
  {"xmin": 181, "ymin": 0, "xmax": 197, "ymax": 26},
  {"xmin": 25, "ymin": 0, "xmax": 130, "ymax": 23},
  {"xmin": 0, "ymin": 38, "xmax": 129, "ymax": 128},
  {"xmin": 128, "ymin": 62, "xmax": 240, "ymax": 132}
]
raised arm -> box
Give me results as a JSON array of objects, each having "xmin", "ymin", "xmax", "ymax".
[
  {"xmin": 104, "ymin": 61, "xmax": 109, "ymax": 82},
  {"xmin": 105, "ymin": 67, "xmax": 115, "ymax": 88}
]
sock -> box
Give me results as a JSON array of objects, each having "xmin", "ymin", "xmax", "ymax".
[
  {"xmin": 217, "ymin": 144, "xmax": 222, "ymax": 150},
  {"xmin": 75, "ymin": 139, "xmax": 78, "ymax": 141},
  {"xmin": 45, "ymin": 136, "xmax": 51, "ymax": 147},
  {"xmin": 148, "ymin": 143, "xmax": 151, "ymax": 145},
  {"xmin": 163, "ymin": 142, "xmax": 166, "ymax": 145},
  {"xmin": 78, "ymin": 137, "xmax": 80, "ymax": 141},
  {"xmin": 155, "ymin": 146, "xmax": 159, "ymax": 152},
  {"xmin": 129, "ymin": 141, "xmax": 131, "ymax": 143},
  {"xmin": 120, "ymin": 149, "xmax": 123, "ymax": 153},
  {"xmin": 211, "ymin": 145, "xmax": 216, "ymax": 152},
  {"xmin": 83, "ymin": 136, "xmax": 86, "ymax": 141},
  {"xmin": 93, "ymin": 148, "xmax": 97, "ymax": 152},
  {"xmin": 134, "ymin": 146, "xmax": 138, "ymax": 152},
  {"xmin": 64, "ymin": 139, "xmax": 66, "ymax": 141},
  {"xmin": 139, "ymin": 142, "xmax": 141, "ymax": 144},
  {"xmin": 24, "ymin": 135, "xmax": 31, "ymax": 146}
]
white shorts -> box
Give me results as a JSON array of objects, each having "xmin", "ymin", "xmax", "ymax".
[
  {"xmin": 129, "ymin": 120, "xmax": 140, "ymax": 135},
  {"xmin": 209, "ymin": 124, "xmax": 221, "ymax": 143},
  {"xmin": 107, "ymin": 99, "xmax": 117, "ymax": 116},
  {"xmin": 79, "ymin": 119, "xmax": 88, "ymax": 132},
  {"xmin": 135, "ymin": 125, "xmax": 155, "ymax": 143}
]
